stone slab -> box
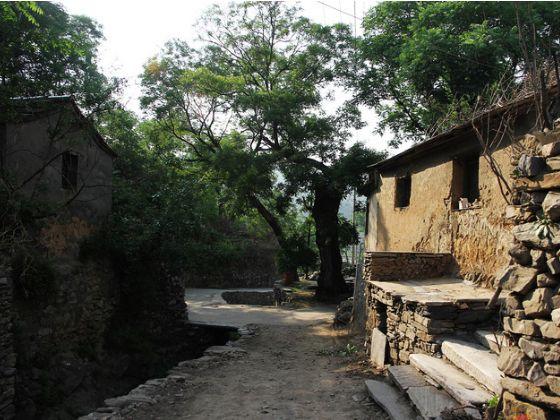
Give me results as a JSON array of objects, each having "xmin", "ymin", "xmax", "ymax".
[
  {"xmin": 475, "ymin": 330, "xmax": 506, "ymax": 354},
  {"xmin": 410, "ymin": 353, "xmax": 493, "ymax": 406},
  {"xmin": 370, "ymin": 328, "xmax": 387, "ymax": 368},
  {"xmin": 441, "ymin": 339, "xmax": 503, "ymax": 394},
  {"xmin": 406, "ymin": 384, "xmax": 459, "ymax": 420},
  {"xmin": 368, "ymin": 277, "xmax": 502, "ymax": 306},
  {"xmin": 388, "ymin": 365, "xmax": 428, "ymax": 391},
  {"xmin": 364, "ymin": 379, "xmax": 417, "ymax": 420}
]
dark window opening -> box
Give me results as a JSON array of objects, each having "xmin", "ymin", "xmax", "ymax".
[
  {"xmin": 394, "ymin": 174, "xmax": 411, "ymax": 208},
  {"xmin": 62, "ymin": 152, "xmax": 78, "ymax": 190},
  {"xmin": 452, "ymin": 155, "xmax": 479, "ymax": 209}
]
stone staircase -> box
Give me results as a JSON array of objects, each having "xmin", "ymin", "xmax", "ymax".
[{"xmin": 365, "ymin": 330, "xmax": 505, "ymax": 419}]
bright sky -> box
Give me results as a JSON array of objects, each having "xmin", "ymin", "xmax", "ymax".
[{"xmin": 59, "ymin": 0, "xmax": 403, "ymax": 153}]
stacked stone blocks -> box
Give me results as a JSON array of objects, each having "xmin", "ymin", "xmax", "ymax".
[
  {"xmin": 0, "ymin": 272, "xmax": 15, "ymax": 419},
  {"xmin": 498, "ymin": 132, "xmax": 560, "ymax": 417}
]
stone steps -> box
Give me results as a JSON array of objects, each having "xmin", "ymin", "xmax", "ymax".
[
  {"xmin": 364, "ymin": 379, "xmax": 418, "ymax": 420},
  {"xmin": 475, "ymin": 329, "xmax": 506, "ymax": 354},
  {"xmin": 442, "ymin": 338, "xmax": 503, "ymax": 394},
  {"xmin": 409, "ymin": 353, "xmax": 493, "ymax": 407}
]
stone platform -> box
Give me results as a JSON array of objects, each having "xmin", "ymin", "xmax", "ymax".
[{"xmin": 366, "ymin": 277, "xmax": 505, "ymax": 365}]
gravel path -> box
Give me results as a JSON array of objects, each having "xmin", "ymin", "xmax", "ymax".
[{"xmin": 131, "ymin": 321, "xmax": 386, "ymax": 420}]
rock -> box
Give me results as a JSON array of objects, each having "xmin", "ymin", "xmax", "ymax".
[
  {"xmin": 503, "ymin": 317, "xmax": 541, "ymax": 336},
  {"xmin": 552, "ymin": 308, "xmax": 560, "ymax": 326},
  {"xmin": 544, "ymin": 363, "xmax": 560, "ymax": 375},
  {"xmin": 542, "ymin": 141, "xmax": 560, "ymax": 157},
  {"xmin": 497, "ymin": 346, "xmax": 532, "ymax": 378},
  {"xmin": 522, "ymin": 288, "xmax": 553, "ymax": 318},
  {"xmin": 370, "ymin": 328, "xmax": 387, "ymax": 368},
  {"xmin": 547, "ymin": 376, "xmax": 560, "ymax": 396},
  {"xmin": 514, "ymin": 171, "xmax": 560, "ymax": 192},
  {"xmin": 547, "ymin": 156, "xmax": 560, "ymax": 171},
  {"xmin": 527, "ymin": 361, "xmax": 548, "ymax": 387},
  {"xmin": 543, "ymin": 191, "xmax": 560, "ymax": 222},
  {"xmin": 537, "ymin": 273, "xmax": 559, "ymax": 287},
  {"xmin": 502, "ymin": 377, "xmax": 560, "ymax": 411},
  {"xmin": 530, "ymin": 191, "xmax": 548, "ymax": 205},
  {"xmin": 548, "ymin": 256, "xmax": 560, "ymax": 274},
  {"xmin": 104, "ymin": 394, "xmax": 156, "ymax": 407},
  {"xmin": 519, "ymin": 337, "xmax": 548, "ymax": 359},
  {"xmin": 519, "ymin": 154, "xmax": 546, "ymax": 177},
  {"xmin": 334, "ymin": 299, "xmax": 353, "ymax": 327},
  {"xmin": 513, "ymin": 222, "xmax": 560, "ymax": 249},
  {"xmin": 502, "ymin": 391, "xmax": 549, "ymax": 420},
  {"xmin": 513, "ymin": 309, "xmax": 527, "ymax": 319},
  {"xmin": 203, "ymin": 346, "xmax": 247, "ymax": 357},
  {"xmin": 538, "ymin": 320, "xmax": 560, "ymax": 339},
  {"xmin": 531, "ymin": 249, "xmax": 548, "ymax": 270},
  {"xmin": 509, "ymin": 244, "xmax": 532, "ymax": 266},
  {"xmin": 497, "ymin": 266, "xmax": 538, "ymax": 294},
  {"xmin": 504, "ymin": 295, "xmax": 522, "ymax": 315},
  {"xmin": 544, "ymin": 349, "xmax": 560, "ymax": 363}
]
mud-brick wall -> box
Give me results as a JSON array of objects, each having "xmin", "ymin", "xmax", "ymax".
[
  {"xmin": 365, "ymin": 128, "xmax": 519, "ymax": 286},
  {"xmin": 363, "ymin": 252, "xmax": 452, "ymax": 282},
  {"xmin": 0, "ymin": 273, "xmax": 15, "ymax": 419}
]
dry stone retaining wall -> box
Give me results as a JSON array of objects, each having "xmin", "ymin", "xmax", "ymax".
[
  {"xmin": 363, "ymin": 252, "xmax": 453, "ymax": 282},
  {"xmin": 0, "ymin": 271, "xmax": 15, "ymax": 419},
  {"xmin": 497, "ymin": 131, "xmax": 560, "ymax": 418}
]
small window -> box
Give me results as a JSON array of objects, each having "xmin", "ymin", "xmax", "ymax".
[
  {"xmin": 452, "ymin": 155, "xmax": 479, "ymax": 209},
  {"xmin": 395, "ymin": 174, "xmax": 411, "ymax": 208},
  {"xmin": 62, "ymin": 152, "xmax": 78, "ymax": 190}
]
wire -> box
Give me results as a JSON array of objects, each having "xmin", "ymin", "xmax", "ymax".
[{"xmin": 317, "ymin": 1, "xmax": 359, "ymax": 20}]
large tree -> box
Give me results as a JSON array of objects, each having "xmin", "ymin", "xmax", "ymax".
[
  {"xmin": 355, "ymin": 1, "xmax": 560, "ymax": 145},
  {"xmin": 141, "ymin": 1, "xmax": 380, "ymax": 298},
  {"xmin": 0, "ymin": 1, "xmax": 120, "ymax": 114}
]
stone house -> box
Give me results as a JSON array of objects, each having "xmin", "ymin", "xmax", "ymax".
[
  {"xmin": 0, "ymin": 96, "xmax": 115, "ymax": 226},
  {"xmin": 362, "ymin": 93, "xmax": 560, "ymax": 418}
]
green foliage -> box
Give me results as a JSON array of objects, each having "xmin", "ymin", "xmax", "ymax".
[
  {"xmin": 487, "ymin": 394, "xmax": 500, "ymax": 408},
  {"xmin": 356, "ymin": 2, "xmax": 560, "ymax": 145},
  {"xmin": 0, "ymin": 1, "xmax": 120, "ymax": 114},
  {"xmin": 338, "ymin": 217, "xmax": 359, "ymax": 248}
]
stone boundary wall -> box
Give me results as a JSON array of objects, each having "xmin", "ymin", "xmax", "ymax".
[
  {"xmin": 0, "ymin": 273, "xmax": 15, "ymax": 419},
  {"xmin": 363, "ymin": 252, "xmax": 453, "ymax": 282},
  {"xmin": 496, "ymin": 131, "xmax": 560, "ymax": 418}
]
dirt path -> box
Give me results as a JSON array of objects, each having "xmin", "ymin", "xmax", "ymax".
[{"xmin": 131, "ymin": 321, "xmax": 386, "ymax": 420}]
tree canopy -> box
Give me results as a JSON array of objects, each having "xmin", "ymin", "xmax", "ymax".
[{"xmin": 356, "ymin": 1, "xmax": 560, "ymax": 145}]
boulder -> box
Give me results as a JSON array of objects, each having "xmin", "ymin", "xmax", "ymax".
[
  {"xmin": 542, "ymin": 142, "xmax": 560, "ymax": 157},
  {"xmin": 548, "ymin": 256, "xmax": 560, "ymax": 274},
  {"xmin": 503, "ymin": 391, "xmax": 549, "ymax": 420},
  {"xmin": 497, "ymin": 346, "xmax": 532, "ymax": 378},
  {"xmin": 519, "ymin": 337, "xmax": 549, "ymax": 360},
  {"xmin": 543, "ymin": 191, "xmax": 560, "ymax": 222},
  {"xmin": 537, "ymin": 273, "xmax": 559, "ymax": 287},
  {"xmin": 502, "ymin": 377, "xmax": 560, "ymax": 411},
  {"xmin": 509, "ymin": 244, "xmax": 532, "ymax": 266},
  {"xmin": 522, "ymin": 288, "xmax": 553, "ymax": 318},
  {"xmin": 547, "ymin": 156, "xmax": 560, "ymax": 171},
  {"xmin": 519, "ymin": 154, "xmax": 546, "ymax": 177},
  {"xmin": 504, "ymin": 295, "xmax": 522, "ymax": 316},
  {"xmin": 497, "ymin": 266, "xmax": 538, "ymax": 294},
  {"xmin": 503, "ymin": 317, "xmax": 541, "ymax": 336},
  {"xmin": 527, "ymin": 362, "xmax": 548, "ymax": 387},
  {"xmin": 513, "ymin": 222, "xmax": 560, "ymax": 249},
  {"xmin": 538, "ymin": 321, "xmax": 560, "ymax": 339},
  {"xmin": 547, "ymin": 376, "xmax": 560, "ymax": 396}
]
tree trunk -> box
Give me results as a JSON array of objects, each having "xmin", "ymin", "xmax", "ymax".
[
  {"xmin": 312, "ymin": 185, "xmax": 347, "ymax": 301},
  {"xmin": 248, "ymin": 194, "xmax": 298, "ymax": 284}
]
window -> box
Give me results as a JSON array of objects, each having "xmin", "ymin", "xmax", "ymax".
[
  {"xmin": 452, "ymin": 155, "xmax": 479, "ymax": 209},
  {"xmin": 394, "ymin": 174, "xmax": 411, "ymax": 208},
  {"xmin": 62, "ymin": 152, "xmax": 78, "ymax": 190}
]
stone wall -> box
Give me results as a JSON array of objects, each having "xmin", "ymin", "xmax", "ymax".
[
  {"xmin": 496, "ymin": 131, "xmax": 560, "ymax": 418},
  {"xmin": 365, "ymin": 282, "xmax": 497, "ymax": 364},
  {"xmin": 0, "ymin": 271, "xmax": 15, "ymax": 419},
  {"xmin": 363, "ymin": 252, "xmax": 453, "ymax": 282}
]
